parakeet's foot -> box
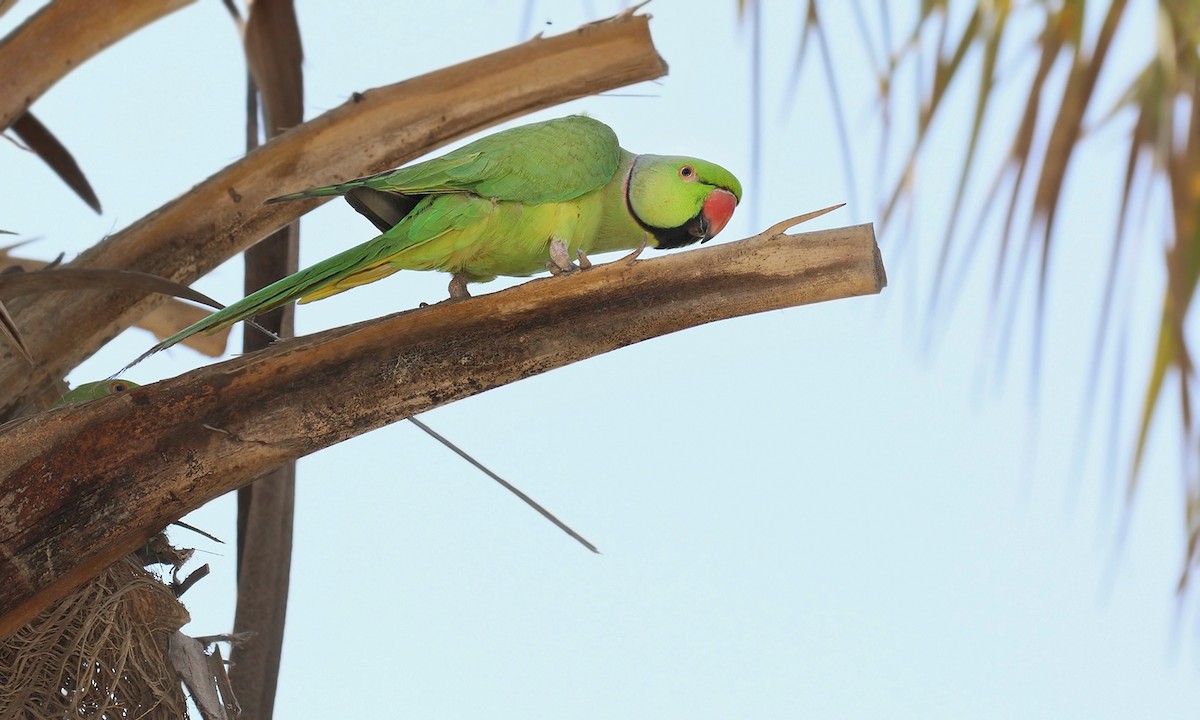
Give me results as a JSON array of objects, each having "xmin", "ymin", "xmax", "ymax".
[
  {"xmin": 619, "ymin": 237, "xmax": 649, "ymax": 266},
  {"xmin": 447, "ymin": 273, "xmax": 472, "ymax": 299},
  {"xmin": 576, "ymin": 249, "xmax": 592, "ymax": 270},
  {"xmin": 547, "ymin": 238, "xmax": 577, "ymax": 275}
]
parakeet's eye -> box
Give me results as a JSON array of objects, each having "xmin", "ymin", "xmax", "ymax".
[
  {"xmin": 108, "ymin": 381, "xmax": 129, "ymax": 394},
  {"xmin": 679, "ymin": 165, "xmax": 696, "ymax": 180}
]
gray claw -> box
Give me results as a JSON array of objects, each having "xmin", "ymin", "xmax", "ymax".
[
  {"xmin": 548, "ymin": 238, "xmax": 576, "ymax": 274},
  {"xmin": 447, "ymin": 273, "xmax": 472, "ymax": 299}
]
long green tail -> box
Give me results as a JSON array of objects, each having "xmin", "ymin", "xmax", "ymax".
[{"xmin": 121, "ymin": 239, "xmax": 382, "ymax": 371}]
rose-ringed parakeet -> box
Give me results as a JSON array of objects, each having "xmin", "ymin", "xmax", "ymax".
[
  {"xmin": 54, "ymin": 378, "xmax": 139, "ymax": 406},
  {"xmin": 140, "ymin": 115, "xmax": 741, "ymax": 356}
]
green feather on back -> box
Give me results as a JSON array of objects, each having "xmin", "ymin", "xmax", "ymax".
[{"xmin": 269, "ymin": 115, "xmax": 621, "ymax": 205}]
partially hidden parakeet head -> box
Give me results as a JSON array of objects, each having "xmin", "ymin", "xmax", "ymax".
[
  {"xmin": 55, "ymin": 378, "xmax": 140, "ymax": 407},
  {"xmin": 626, "ymin": 154, "xmax": 743, "ymax": 249}
]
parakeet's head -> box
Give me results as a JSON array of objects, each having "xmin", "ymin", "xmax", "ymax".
[
  {"xmin": 626, "ymin": 154, "xmax": 743, "ymax": 249},
  {"xmin": 55, "ymin": 378, "xmax": 140, "ymax": 407}
]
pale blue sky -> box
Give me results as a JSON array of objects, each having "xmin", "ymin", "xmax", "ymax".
[{"xmin": 3, "ymin": 0, "xmax": 1198, "ymax": 717}]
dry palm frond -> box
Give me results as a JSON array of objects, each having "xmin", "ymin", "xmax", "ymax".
[
  {"xmin": 1138, "ymin": 0, "xmax": 1200, "ymax": 586},
  {"xmin": 0, "ymin": 554, "xmax": 190, "ymax": 720},
  {"xmin": 0, "ymin": 245, "xmax": 232, "ymax": 357},
  {"xmin": 829, "ymin": 0, "xmax": 1200, "ymax": 585},
  {"xmin": 8, "ymin": 112, "xmax": 101, "ymax": 212},
  {"xmin": 788, "ymin": 2, "xmax": 858, "ymax": 214},
  {"xmin": 222, "ymin": 2, "xmax": 305, "ymax": 717},
  {"xmin": 0, "ymin": 0, "xmax": 194, "ymax": 209}
]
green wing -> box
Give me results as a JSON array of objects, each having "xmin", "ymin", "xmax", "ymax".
[{"xmin": 269, "ymin": 115, "xmax": 622, "ymax": 205}]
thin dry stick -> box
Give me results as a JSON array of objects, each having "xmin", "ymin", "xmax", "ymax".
[{"xmin": 407, "ymin": 416, "xmax": 599, "ymax": 553}]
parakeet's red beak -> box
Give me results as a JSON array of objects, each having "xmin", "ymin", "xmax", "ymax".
[{"xmin": 700, "ymin": 188, "xmax": 738, "ymax": 242}]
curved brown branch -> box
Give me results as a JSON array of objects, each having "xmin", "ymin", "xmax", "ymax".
[
  {"xmin": 0, "ymin": 0, "xmax": 196, "ymax": 130},
  {"xmin": 0, "ymin": 10, "xmax": 667, "ymax": 418},
  {"xmin": 0, "ymin": 222, "xmax": 883, "ymax": 639}
]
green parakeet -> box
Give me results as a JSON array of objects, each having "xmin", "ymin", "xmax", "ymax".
[
  {"xmin": 54, "ymin": 379, "xmax": 139, "ymax": 406},
  {"xmin": 143, "ymin": 115, "xmax": 741, "ymax": 357}
]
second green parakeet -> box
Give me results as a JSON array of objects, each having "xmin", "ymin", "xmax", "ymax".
[{"xmin": 55, "ymin": 379, "xmax": 139, "ymax": 406}]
